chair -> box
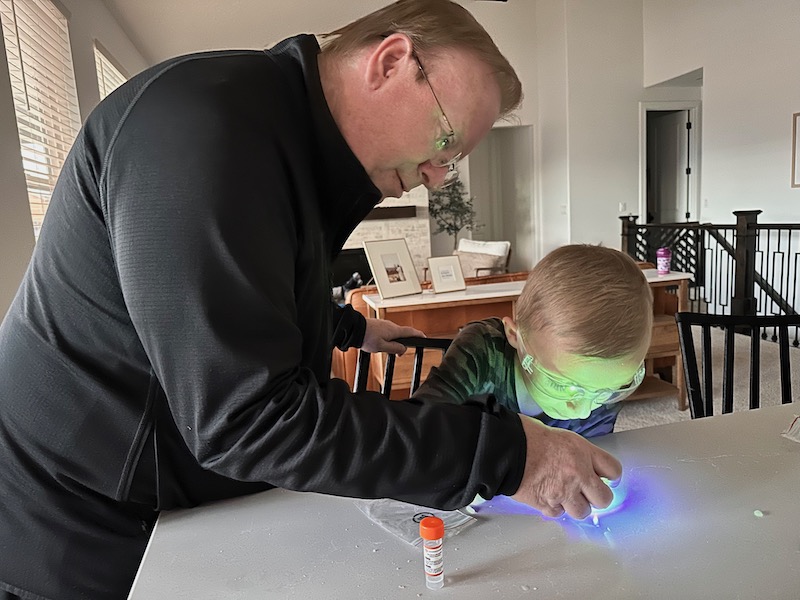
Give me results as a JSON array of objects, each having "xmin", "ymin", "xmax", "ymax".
[
  {"xmin": 453, "ymin": 239, "xmax": 511, "ymax": 277},
  {"xmin": 675, "ymin": 312, "xmax": 800, "ymax": 418},
  {"xmin": 353, "ymin": 336, "xmax": 452, "ymax": 397}
]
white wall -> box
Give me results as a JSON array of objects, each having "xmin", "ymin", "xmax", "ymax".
[
  {"xmin": 60, "ymin": 0, "xmax": 149, "ymax": 121},
  {"xmin": 0, "ymin": 40, "xmax": 34, "ymax": 319},
  {"xmin": 474, "ymin": 1, "xmax": 654, "ymax": 258},
  {"xmin": 565, "ymin": 0, "xmax": 643, "ymax": 247},
  {"xmin": 453, "ymin": 1, "xmax": 538, "ymax": 268},
  {"xmin": 529, "ymin": 0, "xmax": 647, "ymax": 254},
  {"xmin": 534, "ymin": 0, "xmax": 571, "ymax": 255},
  {"xmin": 468, "ymin": 0, "xmax": 538, "ymax": 129},
  {"xmin": 0, "ymin": 0, "xmax": 147, "ymax": 317},
  {"xmin": 643, "ymin": 0, "xmax": 800, "ymax": 224}
]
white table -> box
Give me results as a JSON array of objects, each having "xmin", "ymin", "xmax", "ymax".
[
  {"xmin": 128, "ymin": 404, "xmax": 799, "ymax": 599},
  {"xmin": 362, "ymin": 272, "xmax": 692, "ymax": 314},
  {"xmin": 363, "ymin": 280, "xmax": 526, "ymax": 314}
]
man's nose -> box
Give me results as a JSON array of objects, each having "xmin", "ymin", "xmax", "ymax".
[{"xmin": 419, "ymin": 162, "xmax": 451, "ymax": 190}]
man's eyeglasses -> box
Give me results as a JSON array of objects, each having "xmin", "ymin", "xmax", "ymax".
[
  {"xmin": 413, "ymin": 53, "xmax": 461, "ymax": 188},
  {"xmin": 517, "ymin": 330, "xmax": 646, "ymax": 407}
]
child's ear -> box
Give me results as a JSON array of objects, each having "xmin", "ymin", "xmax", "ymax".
[{"xmin": 502, "ymin": 317, "xmax": 522, "ymax": 350}]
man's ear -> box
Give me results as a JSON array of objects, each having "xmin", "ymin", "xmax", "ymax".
[
  {"xmin": 502, "ymin": 317, "xmax": 522, "ymax": 351},
  {"xmin": 364, "ymin": 33, "xmax": 414, "ymax": 91}
]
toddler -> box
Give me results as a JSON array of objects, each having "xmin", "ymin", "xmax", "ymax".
[{"xmin": 413, "ymin": 244, "xmax": 653, "ymax": 437}]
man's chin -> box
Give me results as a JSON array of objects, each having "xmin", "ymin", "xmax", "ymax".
[{"xmin": 376, "ymin": 180, "xmax": 403, "ymax": 200}]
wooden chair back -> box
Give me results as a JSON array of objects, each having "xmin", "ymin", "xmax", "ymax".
[{"xmin": 353, "ymin": 337, "xmax": 453, "ymax": 397}]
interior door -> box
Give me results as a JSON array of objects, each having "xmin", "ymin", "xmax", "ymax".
[{"xmin": 647, "ymin": 110, "xmax": 690, "ymax": 224}]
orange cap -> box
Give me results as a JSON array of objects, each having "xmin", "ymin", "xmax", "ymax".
[{"xmin": 419, "ymin": 516, "xmax": 444, "ymax": 540}]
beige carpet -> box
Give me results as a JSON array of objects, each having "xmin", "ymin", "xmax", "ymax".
[{"xmin": 615, "ymin": 325, "xmax": 800, "ymax": 431}]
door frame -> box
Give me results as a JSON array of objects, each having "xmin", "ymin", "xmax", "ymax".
[{"xmin": 638, "ymin": 100, "xmax": 702, "ymax": 223}]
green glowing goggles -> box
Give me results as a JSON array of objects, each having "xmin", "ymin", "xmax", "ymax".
[{"xmin": 520, "ymin": 352, "xmax": 646, "ymax": 407}]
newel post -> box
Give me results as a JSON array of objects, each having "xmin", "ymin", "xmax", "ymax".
[
  {"xmin": 730, "ymin": 210, "xmax": 761, "ymax": 316},
  {"xmin": 620, "ymin": 215, "xmax": 639, "ymax": 258}
]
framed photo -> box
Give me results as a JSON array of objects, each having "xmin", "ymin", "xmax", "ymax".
[
  {"xmin": 362, "ymin": 238, "xmax": 422, "ymax": 300},
  {"xmin": 793, "ymin": 112, "xmax": 800, "ymax": 188},
  {"xmin": 427, "ymin": 255, "xmax": 466, "ymax": 293}
]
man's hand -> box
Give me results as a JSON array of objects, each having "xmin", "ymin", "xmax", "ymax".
[
  {"xmin": 361, "ymin": 318, "xmax": 425, "ymax": 355},
  {"xmin": 512, "ymin": 415, "xmax": 622, "ymax": 520}
]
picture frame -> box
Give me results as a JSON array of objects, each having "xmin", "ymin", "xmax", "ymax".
[
  {"xmin": 427, "ymin": 255, "xmax": 466, "ymax": 293},
  {"xmin": 362, "ymin": 238, "xmax": 422, "ymax": 300},
  {"xmin": 793, "ymin": 112, "xmax": 800, "ymax": 188}
]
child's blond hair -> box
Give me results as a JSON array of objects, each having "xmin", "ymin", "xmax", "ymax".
[{"xmin": 515, "ymin": 245, "xmax": 653, "ymax": 359}]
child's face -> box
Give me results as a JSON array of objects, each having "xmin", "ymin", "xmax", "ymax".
[{"xmin": 512, "ymin": 325, "xmax": 645, "ymax": 420}]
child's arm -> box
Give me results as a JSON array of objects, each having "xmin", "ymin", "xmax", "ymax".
[
  {"xmin": 413, "ymin": 320, "xmax": 518, "ymax": 409},
  {"xmin": 413, "ymin": 345, "xmax": 484, "ymax": 404}
]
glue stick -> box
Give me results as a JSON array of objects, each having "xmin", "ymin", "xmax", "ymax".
[{"xmin": 419, "ymin": 516, "xmax": 445, "ymax": 590}]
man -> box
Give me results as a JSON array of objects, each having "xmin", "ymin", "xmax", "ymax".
[{"xmin": 0, "ymin": 1, "xmax": 620, "ymax": 598}]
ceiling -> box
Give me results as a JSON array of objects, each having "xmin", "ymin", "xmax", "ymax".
[{"xmin": 99, "ymin": 0, "xmax": 476, "ymax": 65}]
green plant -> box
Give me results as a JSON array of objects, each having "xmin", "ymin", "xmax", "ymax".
[{"xmin": 428, "ymin": 180, "xmax": 478, "ymax": 250}]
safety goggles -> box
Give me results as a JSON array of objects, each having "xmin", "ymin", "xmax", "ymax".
[{"xmin": 518, "ymin": 330, "xmax": 645, "ymax": 409}]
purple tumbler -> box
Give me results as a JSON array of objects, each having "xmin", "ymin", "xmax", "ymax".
[{"xmin": 656, "ymin": 247, "xmax": 672, "ymax": 275}]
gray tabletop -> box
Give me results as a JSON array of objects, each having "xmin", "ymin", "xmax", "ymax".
[{"xmin": 128, "ymin": 404, "xmax": 800, "ymax": 599}]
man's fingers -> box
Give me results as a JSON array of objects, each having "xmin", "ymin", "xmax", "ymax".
[
  {"xmin": 562, "ymin": 495, "xmax": 592, "ymax": 520},
  {"xmin": 383, "ymin": 341, "xmax": 409, "ymax": 355},
  {"xmin": 583, "ymin": 476, "xmax": 614, "ymax": 510},
  {"xmin": 381, "ymin": 329, "xmax": 428, "ymax": 355},
  {"xmin": 514, "ymin": 416, "xmax": 624, "ymax": 519},
  {"xmin": 397, "ymin": 326, "xmax": 426, "ymax": 339},
  {"xmin": 592, "ymin": 446, "xmax": 623, "ymax": 482},
  {"xmin": 539, "ymin": 504, "xmax": 565, "ymax": 519}
]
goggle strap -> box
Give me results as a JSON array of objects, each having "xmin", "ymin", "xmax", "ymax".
[{"xmin": 521, "ymin": 354, "xmax": 534, "ymax": 375}]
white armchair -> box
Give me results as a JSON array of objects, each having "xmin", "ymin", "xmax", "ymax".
[{"xmin": 453, "ymin": 239, "xmax": 511, "ymax": 277}]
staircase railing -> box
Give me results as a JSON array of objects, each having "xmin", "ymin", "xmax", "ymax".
[{"xmin": 621, "ymin": 210, "xmax": 800, "ymax": 343}]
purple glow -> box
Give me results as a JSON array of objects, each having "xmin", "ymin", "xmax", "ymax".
[
  {"xmin": 468, "ymin": 466, "xmax": 671, "ymax": 544},
  {"xmin": 468, "ymin": 477, "xmax": 629, "ymax": 520}
]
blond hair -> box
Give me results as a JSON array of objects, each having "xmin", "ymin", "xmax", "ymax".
[
  {"xmin": 515, "ymin": 245, "xmax": 653, "ymax": 359},
  {"xmin": 319, "ymin": 0, "xmax": 522, "ymax": 118}
]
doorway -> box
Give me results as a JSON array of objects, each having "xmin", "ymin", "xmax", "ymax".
[
  {"xmin": 639, "ymin": 101, "xmax": 701, "ymax": 224},
  {"xmin": 465, "ymin": 125, "xmax": 535, "ymax": 272}
]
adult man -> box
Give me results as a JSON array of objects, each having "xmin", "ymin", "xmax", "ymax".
[{"xmin": 0, "ymin": 0, "xmax": 620, "ymax": 598}]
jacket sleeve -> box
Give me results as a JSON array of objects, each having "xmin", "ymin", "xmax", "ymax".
[
  {"xmin": 330, "ymin": 302, "xmax": 366, "ymax": 350},
  {"xmin": 99, "ymin": 57, "xmax": 525, "ymax": 510}
]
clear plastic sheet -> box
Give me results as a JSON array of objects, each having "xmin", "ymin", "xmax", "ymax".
[{"xmin": 353, "ymin": 498, "xmax": 476, "ymax": 547}]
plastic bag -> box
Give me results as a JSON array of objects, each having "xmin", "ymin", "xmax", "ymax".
[{"xmin": 353, "ymin": 498, "xmax": 476, "ymax": 547}]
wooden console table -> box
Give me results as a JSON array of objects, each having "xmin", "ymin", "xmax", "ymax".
[
  {"xmin": 358, "ymin": 270, "xmax": 692, "ymax": 408},
  {"xmin": 633, "ymin": 269, "xmax": 692, "ymax": 410},
  {"xmin": 362, "ymin": 282, "xmax": 524, "ymax": 397},
  {"xmin": 363, "ymin": 281, "xmax": 525, "ymax": 336}
]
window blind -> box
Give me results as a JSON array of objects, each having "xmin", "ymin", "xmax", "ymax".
[
  {"xmin": 0, "ymin": 0, "xmax": 81, "ymax": 238},
  {"xmin": 94, "ymin": 42, "xmax": 126, "ymax": 100}
]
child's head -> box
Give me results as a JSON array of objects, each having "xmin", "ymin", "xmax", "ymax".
[{"xmin": 504, "ymin": 244, "xmax": 653, "ymax": 420}]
